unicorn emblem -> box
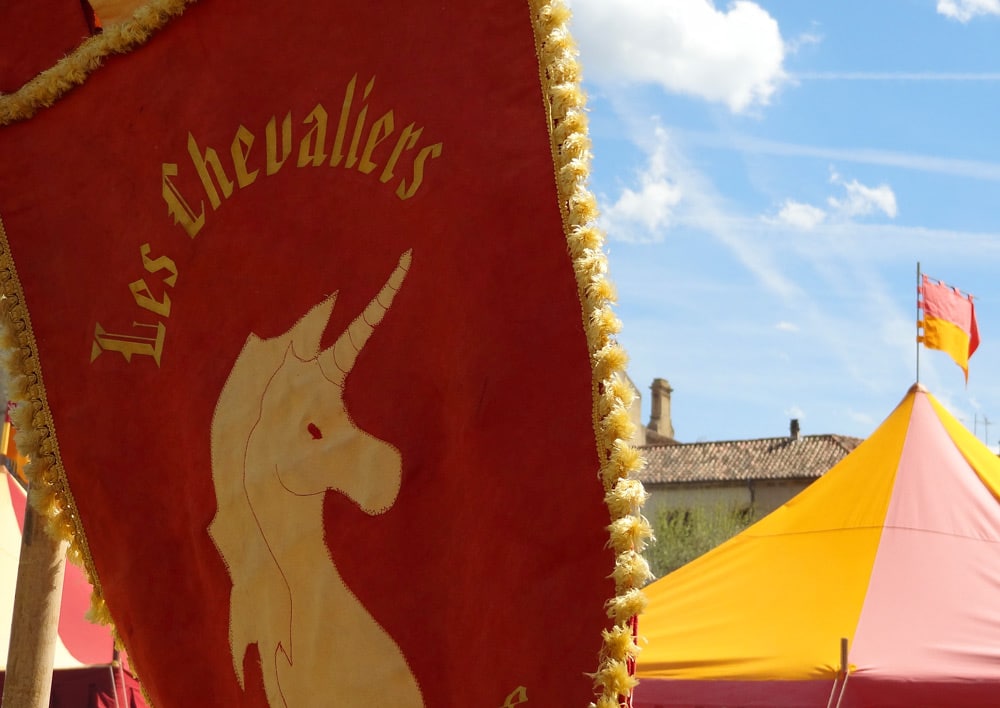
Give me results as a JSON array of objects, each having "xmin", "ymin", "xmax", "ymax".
[{"xmin": 208, "ymin": 250, "xmax": 423, "ymax": 707}]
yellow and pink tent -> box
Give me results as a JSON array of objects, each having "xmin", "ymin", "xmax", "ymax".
[
  {"xmin": 635, "ymin": 384, "xmax": 1000, "ymax": 708},
  {"xmin": 1, "ymin": 470, "xmax": 148, "ymax": 706}
]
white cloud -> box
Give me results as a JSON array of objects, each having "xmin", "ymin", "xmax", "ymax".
[
  {"xmin": 600, "ymin": 128, "xmax": 682, "ymax": 242},
  {"xmin": 775, "ymin": 321, "xmax": 799, "ymax": 332},
  {"xmin": 604, "ymin": 118, "xmax": 938, "ymax": 441},
  {"xmin": 785, "ymin": 31, "xmax": 823, "ymax": 55},
  {"xmin": 827, "ymin": 172, "xmax": 898, "ymax": 219},
  {"xmin": 602, "ymin": 181, "xmax": 682, "ymax": 238},
  {"xmin": 764, "ymin": 172, "xmax": 895, "ymax": 231},
  {"xmin": 937, "ymin": 0, "xmax": 1000, "ymax": 22},
  {"xmin": 569, "ymin": 0, "xmax": 787, "ymax": 112},
  {"xmin": 601, "ymin": 121, "xmax": 805, "ymax": 297},
  {"xmin": 775, "ymin": 200, "xmax": 826, "ymax": 229}
]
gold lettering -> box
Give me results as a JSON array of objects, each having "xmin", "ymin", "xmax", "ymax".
[
  {"xmin": 128, "ymin": 279, "xmax": 171, "ymax": 317},
  {"xmin": 297, "ymin": 104, "xmax": 329, "ymax": 167},
  {"xmin": 231, "ymin": 125, "xmax": 259, "ymax": 189},
  {"xmin": 358, "ymin": 110, "xmax": 394, "ymax": 175},
  {"xmin": 187, "ymin": 132, "xmax": 234, "ymax": 210},
  {"xmin": 162, "ymin": 75, "xmax": 444, "ymax": 232},
  {"xmin": 501, "ymin": 687, "xmax": 528, "ymax": 707},
  {"xmin": 128, "ymin": 243, "xmax": 178, "ymax": 316},
  {"xmin": 345, "ymin": 76, "xmax": 376, "ymax": 169},
  {"xmin": 380, "ymin": 123, "xmax": 423, "ymax": 184},
  {"xmin": 266, "ymin": 113, "xmax": 293, "ymax": 176},
  {"xmin": 161, "ymin": 163, "xmax": 205, "ymax": 238},
  {"xmin": 140, "ymin": 243, "xmax": 178, "ymax": 287},
  {"xmin": 396, "ymin": 142, "xmax": 443, "ymax": 200},
  {"xmin": 330, "ymin": 74, "xmax": 358, "ymax": 167},
  {"xmin": 91, "ymin": 322, "xmax": 166, "ymax": 367}
]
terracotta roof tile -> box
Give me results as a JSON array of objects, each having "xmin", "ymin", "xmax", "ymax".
[{"xmin": 637, "ymin": 434, "xmax": 864, "ymax": 485}]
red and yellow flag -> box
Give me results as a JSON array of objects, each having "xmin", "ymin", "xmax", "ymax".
[
  {"xmin": 0, "ymin": 1, "xmax": 647, "ymax": 706},
  {"xmin": 919, "ymin": 274, "xmax": 980, "ymax": 381}
]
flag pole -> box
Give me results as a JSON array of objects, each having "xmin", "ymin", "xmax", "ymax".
[
  {"xmin": 2, "ymin": 486, "xmax": 68, "ymax": 708},
  {"xmin": 916, "ymin": 261, "xmax": 921, "ymax": 384}
]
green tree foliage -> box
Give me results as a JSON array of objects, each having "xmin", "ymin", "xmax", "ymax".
[{"xmin": 646, "ymin": 504, "xmax": 756, "ymax": 579}]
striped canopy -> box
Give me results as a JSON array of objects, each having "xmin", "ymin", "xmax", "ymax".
[
  {"xmin": 1, "ymin": 471, "xmax": 116, "ymax": 669},
  {"xmin": 1, "ymin": 470, "xmax": 151, "ymax": 706},
  {"xmin": 635, "ymin": 384, "xmax": 1000, "ymax": 708}
]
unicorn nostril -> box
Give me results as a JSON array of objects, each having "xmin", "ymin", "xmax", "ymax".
[{"xmin": 307, "ymin": 423, "xmax": 323, "ymax": 439}]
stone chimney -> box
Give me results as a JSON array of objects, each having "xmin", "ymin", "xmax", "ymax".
[
  {"xmin": 647, "ymin": 378, "xmax": 675, "ymax": 440},
  {"xmin": 790, "ymin": 418, "xmax": 800, "ymax": 441}
]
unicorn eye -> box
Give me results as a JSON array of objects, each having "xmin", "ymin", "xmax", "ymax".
[{"xmin": 307, "ymin": 423, "xmax": 323, "ymax": 439}]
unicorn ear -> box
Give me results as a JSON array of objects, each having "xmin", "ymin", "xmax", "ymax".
[{"xmin": 290, "ymin": 293, "xmax": 338, "ymax": 359}]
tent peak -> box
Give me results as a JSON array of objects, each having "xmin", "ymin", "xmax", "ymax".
[{"xmin": 909, "ymin": 382, "xmax": 929, "ymax": 394}]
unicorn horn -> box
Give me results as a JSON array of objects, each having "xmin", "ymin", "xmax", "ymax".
[{"xmin": 320, "ymin": 249, "xmax": 412, "ymax": 386}]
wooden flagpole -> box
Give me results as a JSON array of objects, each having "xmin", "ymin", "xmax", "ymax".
[{"xmin": 1, "ymin": 489, "xmax": 68, "ymax": 708}]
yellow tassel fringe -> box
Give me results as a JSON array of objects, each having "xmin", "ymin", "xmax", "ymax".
[
  {"xmin": 601, "ymin": 623, "xmax": 640, "ymax": 663},
  {"xmin": 0, "ymin": 0, "xmax": 194, "ymax": 127},
  {"xmin": 530, "ymin": 1, "xmax": 651, "ymax": 705},
  {"xmin": 0, "ymin": 219, "xmax": 118, "ymax": 645}
]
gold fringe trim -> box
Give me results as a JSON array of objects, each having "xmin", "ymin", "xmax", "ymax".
[
  {"xmin": 0, "ymin": 5, "xmax": 192, "ymax": 707},
  {"xmin": 0, "ymin": 0, "xmax": 194, "ymax": 127},
  {"xmin": 528, "ymin": 2, "xmax": 652, "ymax": 706},
  {"xmin": 0, "ymin": 215, "xmax": 115, "ymax": 640}
]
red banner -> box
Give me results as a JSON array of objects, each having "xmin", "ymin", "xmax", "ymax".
[{"xmin": 0, "ymin": 1, "xmax": 647, "ymax": 706}]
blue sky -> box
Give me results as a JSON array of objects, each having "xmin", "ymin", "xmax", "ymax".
[{"xmin": 566, "ymin": 0, "xmax": 1000, "ymax": 445}]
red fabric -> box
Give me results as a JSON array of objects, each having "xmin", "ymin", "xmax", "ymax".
[
  {"xmin": 625, "ymin": 614, "xmax": 639, "ymax": 708},
  {"xmin": 0, "ymin": 1, "xmax": 614, "ymax": 706},
  {"xmin": 921, "ymin": 274, "xmax": 980, "ymax": 354},
  {"xmin": 0, "ymin": 0, "xmax": 91, "ymax": 93},
  {"xmin": 0, "ymin": 665, "xmax": 149, "ymax": 708},
  {"xmin": 57, "ymin": 552, "xmax": 117, "ymax": 667}
]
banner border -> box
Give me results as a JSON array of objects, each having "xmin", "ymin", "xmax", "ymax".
[
  {"xmin": 0, "ymin": 0, "xmax": 195, "ymax": 128},
  {"xmin": 0, "ymin": 215, "xmax": 112, "ymax": 629},
  {"xmin": 0, "ymin": 2, "xmax": 652, "ymax": 706},
  {"xmin": 528, "ymin": 3, "xmax": 652, "ymax": 705}
]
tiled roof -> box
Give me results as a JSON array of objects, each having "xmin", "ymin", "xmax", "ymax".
[{"xmin": 637, "ymin": 434, "xmax": 864, "ymax": 485}]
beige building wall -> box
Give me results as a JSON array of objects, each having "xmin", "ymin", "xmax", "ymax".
[
  {"xmin": 643, "ymin": 479, "xmax": 815, "ymax": 521},
  {"xmin": 644, "ymin": 485, "xmax": 751, "ymax": 521},
  {"xmin": 752, "ymin": 480, "xmax": 813, "ymax": 515}
]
